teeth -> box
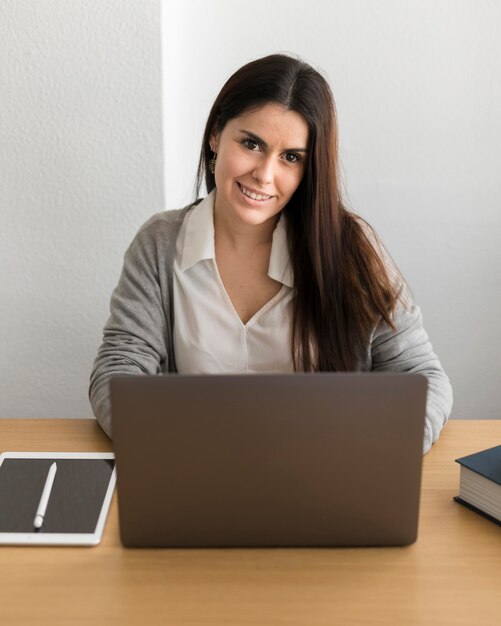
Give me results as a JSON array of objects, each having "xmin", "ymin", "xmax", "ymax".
[{"xmin": 240, "ymin": 184, "xmax": 271, "ymax": 201}]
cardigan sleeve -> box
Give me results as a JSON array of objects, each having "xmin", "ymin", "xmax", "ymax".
[
  {"xmin": 88, "ymin": 223, "xmax": 170, "ymax": 438},
  {"xmin": 357, "ymin": 220, "xmax": 453, "ymax": 453},
  {"xmin": 370, "ymin": 294, "xmax": 453, "ymax": 454}
]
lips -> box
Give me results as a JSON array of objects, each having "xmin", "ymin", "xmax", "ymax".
[{"xmin": 237, "ymin": 182, "xmax": 273, "ymax": 202}]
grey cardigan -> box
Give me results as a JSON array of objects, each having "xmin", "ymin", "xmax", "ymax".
[{"xmin": 89, "ymin": 203, "xmax": 453, "ymax": 453}]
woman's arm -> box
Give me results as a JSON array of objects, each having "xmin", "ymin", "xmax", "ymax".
[
  {"xmin": 89, "ymin": 214, "xmax": 179, "ymax": 438},
  {"xmin": 370, "ymin": 297, "xmax": 453, "ymax": 454}
]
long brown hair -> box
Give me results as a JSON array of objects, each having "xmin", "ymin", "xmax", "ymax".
[{"xmin": 196, "ymin": 54, "xmax": 401, "ymax": 371}]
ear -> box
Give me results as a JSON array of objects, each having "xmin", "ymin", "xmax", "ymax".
[{"xmin": 209, "ymin": 129, "xmax": 220, "ymax": 153}]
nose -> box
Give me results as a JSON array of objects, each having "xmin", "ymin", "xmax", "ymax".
[{"xmin": 252, "ymin": 155, "xmax": 274, "ymax": 186}]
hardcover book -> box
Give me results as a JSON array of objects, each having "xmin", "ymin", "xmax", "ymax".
[{"xmin": 454, "ymin": 445, "xmax": 501, "ymax": 526}]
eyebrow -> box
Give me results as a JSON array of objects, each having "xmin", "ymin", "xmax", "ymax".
[{"xmin": 238, "ymin": 129, "xmax": 308, "ymax": 153}]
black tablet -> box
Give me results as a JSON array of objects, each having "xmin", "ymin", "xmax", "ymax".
[{"xmin": 0, "ymin": 452, "xmax": 116, "ymax": 545}]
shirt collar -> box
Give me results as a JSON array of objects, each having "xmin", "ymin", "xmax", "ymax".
[
  {"xmin": 268, "ymin": 212, "xmax": 294, "ymax": 288},
  {"xmin": 179, "ymin": 190, "xmax": 217, "ymax": 271},
  {"xmin": 180, "ymin": 188, "xmax": 294, "ymax": 288}
]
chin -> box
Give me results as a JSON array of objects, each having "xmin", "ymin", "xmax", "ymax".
[
  {"xmin": 235, "ymin": 204, "xmax": 281, "ymax": 225},
  {"xmin": 233, "ymin": 194, "xmax": 282, "ymax": 222}
]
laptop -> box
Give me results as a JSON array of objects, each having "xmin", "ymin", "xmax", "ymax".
[{"xmin": 110, "ymin": 372, "xmax": 427, "ymax": 548}]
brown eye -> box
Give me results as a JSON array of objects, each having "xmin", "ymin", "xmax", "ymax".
[{"xmin": 242, "ymin": 138, "xmax": 259, "ymax": 151}]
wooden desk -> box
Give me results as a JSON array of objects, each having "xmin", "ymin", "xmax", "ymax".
[{"xmin": 1, "ymin": 419, "xmax": 500, "ymax": 625}]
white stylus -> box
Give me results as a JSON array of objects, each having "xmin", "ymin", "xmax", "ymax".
[{"xmin": 33, "ymin": 462, "xmax": 57, "ymax": 529}]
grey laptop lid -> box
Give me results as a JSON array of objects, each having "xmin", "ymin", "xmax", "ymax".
[{"xmin": 110, "ymin": 373, "xmax": 427, "ymax": 548}]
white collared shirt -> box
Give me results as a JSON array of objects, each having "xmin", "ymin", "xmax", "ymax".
[{"xmin": 173, "ymin": 190, "xmax": 295, "ymax": 373}]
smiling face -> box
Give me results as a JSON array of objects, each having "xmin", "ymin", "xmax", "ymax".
[{"xmin": 210, "ymin": 103, "xmax": 309, "ymax": 230}]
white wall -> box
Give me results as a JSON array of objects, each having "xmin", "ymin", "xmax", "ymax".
[
  {"xmin": 162, "ymin": 0, "xmax": 501, "ymax": 419},
  {"xmin": 1, "ymin": 1, "xmax": 499, "ymax": 421},
  {"xmin": 0, "ymin": 0, "xmax": 163, "ymax": 417}
]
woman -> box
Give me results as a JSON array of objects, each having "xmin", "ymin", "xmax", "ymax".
[{"xmin": 89, "ymin": 53, "xmax": 452, "ymax": 453}]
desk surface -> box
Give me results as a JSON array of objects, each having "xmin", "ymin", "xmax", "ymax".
[{"xmin": 1, "ymin": 418, "xmax": 500, "ymax": 626}]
